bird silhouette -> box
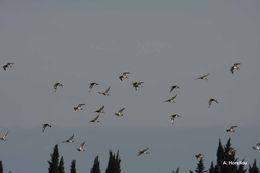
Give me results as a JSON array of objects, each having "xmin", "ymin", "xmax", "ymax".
[
  {"xmin": 252, "ymin": 143, "xmax": 260, "ymax": 150},
  {"xmin": 95, "ymin": 105, "xmax": 105, "ymax": 114},
  {"xmin": 170, "ymin": 114, "xmax": 181, "ymax": 125},
  {"xmin": 119, "ymin": 72, "xmax": 130, "ymax": 81},
  {"xmin": 132, "ymin": 82, "xmax": 144, "ymax": 91},
  {"xmin": 98, "ymin": 86, "xmax": 111, "ymax": 96},
  {"xmin": 230, "ymin": 63, "xmax": 241, "ymax": 74},
  {"xmin": 74, "ymin": 104, "xmax": 85, "ymax": 111},
  {"xmin": 0, "ymin": 131, "xmax": 8, "ymax": 141},
  {"xmin": 170, "ymin": 85, "xmax": 180, "ymax": 93},
  {"xmin": 89, "ymin": 82, "xmax": 99, "ymax": 92},
  {"xmin": 89, "ymin": 114, "xmax": 100, "ymax": 123},
  {"xmin": 42, "ymin": 123, "xmax": 52, "ymax": 133},
  {"xmin": 208, "ymin": 98, "xmax": 218, "ymax": 108},
  {"xmin": 2, "ymin": 62, "xmax": 14, "ymax": 71},
  {"xmin": 195, "ymin": 73, "xmax": 209, "ymax": 80},
  {"xmin": 62, "ymin": 134, "xmax": 75, "ymax": 143},
  {"xmin": 137, "ymin": 147, "xmax": 149, "ymax": 156},
  {"xmin": 53, "ymin": 82, "xmax": 63, "ymax": 92},
  {"xmin": 115, "ymin": 108, "xmax": 125, "ymax": 117},
  {"xmin": 163, "ymin": 94, "xmax": 177, "ymax": 103},
  {"xmin": 226, "ymin": 126, "xmax": 238, "ymax": 133},
  {"xmin": 77, "ymin": 142, "xmax": 86, "ymax": 151}
]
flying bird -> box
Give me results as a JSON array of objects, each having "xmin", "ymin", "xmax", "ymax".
[
  {"xmin": 132, "ymin": 81, "xmax": 144, "ymax": 91},
  {"xmin": 170, "ymin": 114, "xmax": 181, "ymax": 125},
  {"xmin": 42, "ymin": 123, "xmax": 52, "ymax": 133},
  {"xmin": 208, "ymin": 98, "xmax": 218, "ymax": 108},
  {"xmin": 163, "ymin": 94, "xmax": 177, "ymax": 103},
  {"xmin": 2, "ymin": 62, "xmax": 14, "ymax": 71},
  {"xmin": 137, "ymin": 148, "xmax": 150, "ymax": 156},
  {"xmin": 77, "ymin": 142, "xmax": 86, "ymax": 151},
  {"xmin": 62, "ymin": 134, "xmax": 75, "ymax": 143},
  {"xmin": 89, "ymin": 114, "xmax": 100, "ymax": 123},
  {"xmin": 98, "ymin": 86, "xmax": 111, "ymax": 96},
  {"xmin": 115, "ymin": 108, "xmax": 125, "ymax": 117},
  {"xmin": 195, "ymin": 153, "xmax": 204, "ymax": 160},
  {"xmin": 230, "ymin": 63, "xmax": 241, "ymax": 74},
  {"xmin": 95, "ymin": 105, "xmax": 104, "ymax": 114},
  {"xmin": 0, "ymin": 131, "xmax": 8, "ymax": 141},
  {"xmin": 119, "ymin": 72, "xmax": 130, "ymax": 81},
  {"xmin": 74, "ymin": 104, "xmax": 85, "ymax": 111},
  {"xmin": 53, "ymin": 82, "xmax": 63, "ymax": 92},
  {"xmin": 252, "ymin": 143, "xmax": 260, "ymax": 150},
  {"xmin": 170, "ymin": 85, "xmax": 180, "ymax": 93},
  {"xmin": 195, "ymin": 73, "xmax": 209, "ymax": 80},
  {"xmin": 89, "ymin": 82, "xmax": 99, "ymax": 92},
  {"xmin": 226, "ymin": 126, "xmax": 238, "ymax": 133}
]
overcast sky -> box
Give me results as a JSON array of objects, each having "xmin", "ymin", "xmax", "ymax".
[{"xmin": 0, "ymin": 0, "xmax": 259, "ymax": 172}]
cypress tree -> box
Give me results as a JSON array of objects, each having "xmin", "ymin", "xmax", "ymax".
[
  {"xmin": 195, "ymin": 158, "xmax": 205, "ymax": 173},
  {"xmin": 249, "ymin": 159, "xmax": 259, "ymax": 173},
  {"xmin": 216, "ymin": 139, "xmax": 224, "ymax": 173},
  {"xmin": 223, "ymin": 138, "xmax": 237, "ymax": 173},
  {"xmin": 172, "ymin": 168, "xmax": 179, "ymax": 173},
  {"xmin": 48, "ymin": 144, "xmax": 60, "ymax": 173},
  {"xmin": 237, "ymin": 159, "xmax": 247, "ymax": 173},
  {"xmin": 58, "ymin": 156, "xmax": 65, "ymax": 173},
  {"xmin": 0, "ymin": 161, "xmax": 3, "ymax": 173},
  {"xmin": 105, "ymin": 150, "xmax": 121, "ymax": 173},
  {"xmin": 209, "ymin": 162, "xmax": 215, "ymax": 173},
  {"xmin": 90, "ymin": 155, "xmax": 100, "ymax": 173},
  {"xmin": 70, "ymin": 160, "xmax": 77, "ymax": 173}
]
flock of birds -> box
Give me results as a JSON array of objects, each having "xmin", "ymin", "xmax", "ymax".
[{"xmin": 0, "ymin": 61, "xmax": 259, "ymax": 160}]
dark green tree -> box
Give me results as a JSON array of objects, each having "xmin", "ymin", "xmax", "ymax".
[
  {"xmin": 209, "ymin": 162, "xmax": 215, "ymax": 173},
  {"xmin": 249, "ymin": 159, "xmax": 259, "ymax": 173},
  {"xmin": 48, "ymin": 144, "xmax": 60, "ymax": 173},
  {"xmin": 105, "ymin": 150, "xmax": 121, "ymax": 173},
  {"xmin": 0, "ymin": 161, "xmax": 3, "ymax": 173},
  {"xmin": 222, "ymin": 138, "xmax": 237, "ymax": 173},
  {"xmin": 195, "ymin": 158, "xmax": 205, "ymax": 173},
  {"xmin": 216, "ymin": 139, "xmax": 224, "ymax": 173},
  {"xmin": 172, "ymin": 168, "xmax": 179, "ymax": 173},
  {"xmin": 70, "ymin": 160, "xmax": 76, "ymax": 173},
  {"xmin": 58, "ymin": 156, "xmax": 65, "ymax": 173},
  {"xmin": 90, "ymin": 155, "xmax": 100, "ymax": 173},
  {"xmin": 237, "ymin": 159, "xmax": 247, "ymax": 173}
]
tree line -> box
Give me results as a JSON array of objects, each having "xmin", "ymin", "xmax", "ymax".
[{"xmin": 0, "ymin": 138, "xmax": 258, "ymax": 173}]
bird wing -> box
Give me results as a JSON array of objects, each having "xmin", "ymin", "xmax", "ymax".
[
  {"xmin": 123, "ymin": 72, "xmax": 130, "ymax": 75},
  {"xmin": 119, "ymin": 108, "xmax": 125, "ymax": 113},
  {"xmin": 231, "ymin": 126, "xmax": 238, "ymax": 129},
  {"xmin": 3, "ymin": 65, "xmax": 7, "ymax": 71},
  {"xmin": 170, "ymin": 86, "xmax": 175, "ymax": 93},
  {"xmin": 90, "ymin": 114, "xmax": 100, "ymax": 122},
  {"xmin": 99, "ymin": 105, "xmax": 104, "ymax": 111},
  {"xmin": 80, "ymin": 142, "xmax": 85, "ymax": 147},
  {"xmin": 105, "ymin": 87, "xmax": 111, "ymax": 93},
  {"xmin": 172, "ymin": 94, "xmax": 177, "ymax": 100},
  {"xmin": 42, "ymin": 125, "xmax": 46, "ymax": 133},
  {"xmin": 68, "ymin": 134, "xmax": 74, "ymax": 140},
  {"xmin": 89, "ymin": 83, "xmax": 94, "ymax": 89},
  {"xmin": 78, "ymin": 104, "xmax": 85, "ymax": 107},
  {"xmin": 230, "ymin": 66, "xmax": 235, "ymax": 74}
]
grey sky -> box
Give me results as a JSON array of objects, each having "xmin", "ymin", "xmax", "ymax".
[{"xmin": 0, "ymin": 0, "xmax": 259, "ymax": 172}]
